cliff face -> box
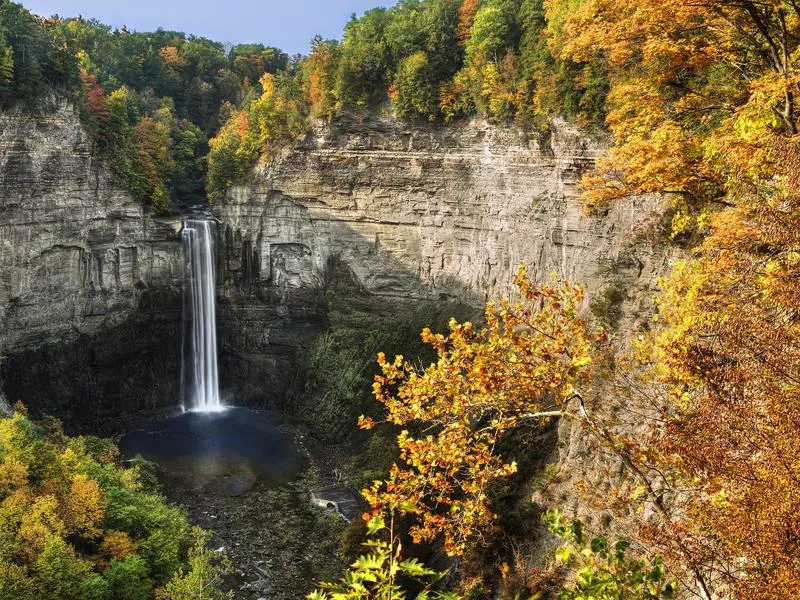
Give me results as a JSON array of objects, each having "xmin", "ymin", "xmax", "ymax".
[
  {"xmin": 0, "ymin": 101, "xmax": 184, "ymax": 429},
  {"xmin": 216, "ymin": 115, "xmax": 669, "ymax": 405},
  {"xmin": 0, "ymin": 105, "xmax": 669, "ymax": 435}
]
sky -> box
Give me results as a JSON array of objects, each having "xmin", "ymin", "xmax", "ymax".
[{"xmin": 21, "ymin": 0, "xmax": 398, "ymax": 55}]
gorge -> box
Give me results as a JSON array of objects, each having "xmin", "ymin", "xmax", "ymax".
[
  {"xmin": 0, "ymin": 106, "xmax": 665, "ymax": 430},
  {"xmin": 2, "ymin": 0, "xmax": 799, "ymax": 596},
  {"xmin": 0, "ymin": 102, "xmax": 668, "ymax": 597}
]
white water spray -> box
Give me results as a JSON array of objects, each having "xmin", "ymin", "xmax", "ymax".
[{"xmin": 181, "ymin": 216, "xmax": 223, "ymax": 412}]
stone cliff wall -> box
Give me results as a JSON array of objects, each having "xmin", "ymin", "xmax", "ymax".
[
  {"xmin": 0, "ymin": 105, "xmax": 671, "ymax": 434},
  {"xmin": 216, "ymin": 115, "xmax": 670, "ymax": 404},
  {"xmin": 0, "ymin": 101, "xmax": 184, "ymax": 429}
]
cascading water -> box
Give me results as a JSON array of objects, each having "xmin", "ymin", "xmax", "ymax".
[{"xmin": 181, "ymin": 214, "xmax": 223, "ymax": 412}]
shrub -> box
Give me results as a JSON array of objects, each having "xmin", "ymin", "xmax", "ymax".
[{"xmin": 0, "ymin": 409, "xmax": 228, "ymax": 598}]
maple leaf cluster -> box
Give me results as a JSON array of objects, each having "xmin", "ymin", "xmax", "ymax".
[{"xmin": 361, "ymin": 267, "xmax": 602, "ymax": 557}]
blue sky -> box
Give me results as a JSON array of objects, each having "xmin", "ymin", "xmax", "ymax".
[{"xmin": 21, "ymin": 0, "xmax": 398, "ymax": 55}]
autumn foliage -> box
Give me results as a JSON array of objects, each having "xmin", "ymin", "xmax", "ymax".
[
  {"xmin": 457, "ymin": 0, "xmax": 481, "ymax": 45},
  {"xmin": 0, "ymin": 408, "xmax": 227, "ymax": 599},
  {"xmin": 207, "ymin": 71, "xmax": 305, "ymax": 202},
  {"xmin": 360, "ymin": 268, "xmax": 601, "ymax": 556},
  {"xmin": 551, "ymin": 0, "xmax": 800, "ymax": 214},
  {"xmin": 546, "ymin": 0, "xmax": 800, "ymax": 597}
]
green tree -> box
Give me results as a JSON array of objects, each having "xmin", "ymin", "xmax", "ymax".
[
  {"xmin": 80, "ymin": 574, "xmax": 112, "ymax": 600},
  {"xmin": 465, "ymin": 1, "xmax": 518, "ymax": 64},
  {"xmin": 32, "ymin": 537, "xmax": 93, "ymax": 600},
  {"xmin": 0, "ymin": 46, "xmax": 14, "ymax": 94},
  {"xmin": 104, "ymin": 555, "xmax": 151, "ymax": 600},
  {"xmin": 231, "ymin": 44, "xmax": 289, "ymax": 86},
  {"xmin": 170, "ymin": 117, "xmax": 206, "ymax": 203},
  {"xmin": 129, "ymin": 111, "xmax": 176, "ymax": 212},
  {"xmin": 385, "ymin": 0, "xmax": 463, "ymax": 81},
  {"xmin": 309, "ymin": 515, "xmax": 458, "ymax": 600},
  {"xmin": 392, "ymin": 51, "xmax": 440, "ymax": 121},
  {"xmin": 206, "ymin": 112, "xmax": 247, "ymax": 203},
  {"xmin": 0, "ymin": 409, "xmax": 224, "ymax": 598},
  {"xmin": 336, "ymin": 9, "xmax": 393, "ymax": 110},
  {"xmin": 544, "ymin": 510, "xmax": 676, "ymax": 600},
  {"xmin": 0, "ymin": 561, "xmax": 35, "ymax": 600},
  {"xmin": 155, "ymin": 529, "xmax": 232, "ymax": 600}
]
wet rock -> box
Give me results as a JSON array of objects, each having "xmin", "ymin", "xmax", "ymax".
[
  {"xmin": 223, "ymin": 473, "xmax": 257, "ymax": 496},
  {"xmin": 161, "ymin": 469, "xmax": 348, "ymax": 599},
  {"xmin": 310, "ymin": 485, "xmax": 360, "ymax": 521}
]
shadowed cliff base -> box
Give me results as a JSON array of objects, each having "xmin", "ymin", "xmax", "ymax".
[
  {"xmin": 217, "ymin": 215, "xmax": 484, "ymax": 437},
  {"xmin": 1, "ymin": 287, "xmax": 182, "ymax": 434}
]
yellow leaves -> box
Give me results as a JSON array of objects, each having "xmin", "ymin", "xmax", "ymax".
[
  {"xmin": 629, "ymin": 484, "xmax": 647, "ymax": 501},
  {"xmin": 258, "ymin": 72, "xmax": 275, "ymax": 96},
  {"xmin": 157, "ymin": 46, "xmax": 186, "ymax": 72},
  {"xmin": 17, "ymin": 495, "xmax": 65, "ymax": 564},
  {"xmin": 571, "ymin": 354, "xmax": 593, "ymax": 369},
  {"xmin": 63, "ymin": 474, "xmax": 105, "ymax": 539},
  {"xmin": 708, "ymin": 488, "xmax": 730, "ymax": 509},
  {"xmin": 553, "ymin": 0, "xmax": 800, "ymax": 214},
  {"xmin": 366, "ymin": 267, "xmax": 601, "ymax": 556},
  {"xmin": 0, "ymin": 458, "xmax": 28, "ymax": 496},
  {"xmin": 669, "ymin": 209, "xmax": 693, "ymax": 240}
]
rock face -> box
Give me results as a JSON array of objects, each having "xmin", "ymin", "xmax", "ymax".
[
  {"xmin": 216, "ymin": 115, "xmax": 669, "ymax": 402},
  {"xmin": 0, "ymin": 105, "xmax": 669, "ymax": 432},
  {"xmin": 0, "ymin": 101, "xmax": 183, "ymax": 429}
]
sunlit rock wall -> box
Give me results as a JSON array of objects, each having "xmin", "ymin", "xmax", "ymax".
[
  {"xmin": 216, "ymin": 114, "xmax": 670, "ymax": 401},
  {"xmin": 0, "ymin": 101, "xmax": 184, "ymax": 428}
]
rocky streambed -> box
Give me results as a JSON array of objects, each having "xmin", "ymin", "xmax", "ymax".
[{"xmin": 119, "ymin": 408, "xmax": 353, "ymax": 599}]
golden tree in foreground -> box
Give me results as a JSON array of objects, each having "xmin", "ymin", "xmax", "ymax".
[
  {"xmin": 360, "ymin": 267, "xmax": 603, "ymax": 556},
  {"xmin": 547, "ymin": 1, "xmax": 800, "ymax": 596}
]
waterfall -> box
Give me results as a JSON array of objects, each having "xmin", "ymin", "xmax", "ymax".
[{"xmin": 181, "ymin": 215, "xmax": 223, "ymax": 412}]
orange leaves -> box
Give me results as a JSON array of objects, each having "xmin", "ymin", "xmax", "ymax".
[
  {"xmin": 305, "ymin": 37, "xmax": 338, "ymax": 121},
  {"xmin": 79, "ymin": 68, "xmax": 109, "ymax": 138},
  {"xmin": 552, "ymin": 0, "xmax": 800, "ymax": 215},
  {"xmin": 457, "ymin": 0, "xmax": 481, "ymax": 46},
  {"xmin": 648, "ymin": 185, "xmax": 800, "ymax": 595},
  {"xmin": 606, "ymin": 114, "xmax": 800, "ymax": 597},
  {"xmin": 538, "ymin": 2, "xmax": 800, "ymax": 595},
  {"xmin": 63, "ymin": 474, "xmax": 106, "ymax": 539},
  {"xmin": 236, "ymin": 110, "xmax": 248, "ymax": 138},
  {"xmin": 100, "ymin": 531, "xmax": 136, "ymax": 561},
  {"xmin": 358, "ymin": 415, "xmax": 376, "ymax": 430},
  {"xmin": 129, "ymin": 115, "xmax": 175, "ymax": 209},
  {"xmin": 0, "ymin": 458, "xmax": 28, "ymax": 496},
  {"xmin": 158, "ymin": 46, "xmax": 187, "ymax": 73},
  {"xmin": 364, "ymin": 267, "xmax": 601, "ymax": 556}
]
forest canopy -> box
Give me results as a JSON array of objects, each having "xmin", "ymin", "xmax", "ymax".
[
  {"xmin": 0, "ymin": 406, "xmax": 228, "ymax": 599},
  {"xmin": 0, "ymin": 0, "xmax": 608, "ymax": 207},
  {"xmin": 5, "ymin": 0, "xmax": 800, "ymax": 598},
  {"xmin": 0, "ymin": 0, "xmax": 289, "ymax": 211}
]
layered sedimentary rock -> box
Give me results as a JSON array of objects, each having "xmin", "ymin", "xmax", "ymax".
[
  {"xmin": 216, "ymin": 115, "xmax": 669, "ymax": 401},
  {"xmin": 0, "ymin": 104, "xmax": 669, "ymax": 430},
  {"xmin": 0, "ymin": 101, "xmax": 183, "ymax": 428}
]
